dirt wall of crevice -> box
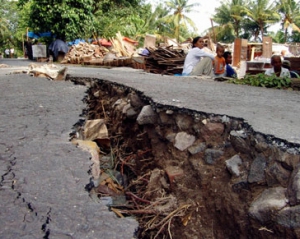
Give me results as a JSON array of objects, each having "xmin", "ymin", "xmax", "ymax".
[{"xmin": 68, "ymin": 76, "xmax": 300, "ymax": 239}]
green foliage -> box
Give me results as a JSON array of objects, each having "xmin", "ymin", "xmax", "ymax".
[
  {"xmin": 213, "ymin": 0, "xmax": 246, "ymax": 41},
  {"xmin": 18, "ymin": 0, "xmax": 94, "ymax": 41},
  {"xmin": 228, "ymin": 73, "xmax": 292, "ymax": 89},
  {"xmin": 160, "ymin": 0, "xmax": 200, "ymax": 42}
]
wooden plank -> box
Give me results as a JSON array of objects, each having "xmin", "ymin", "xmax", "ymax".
[{"xmin": 262, "ymin": 36, "xmax": 272, "ymax": 58}]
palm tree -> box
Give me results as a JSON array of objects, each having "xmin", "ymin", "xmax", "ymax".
[
  {"xmin": 242, "ymin": 0, "xmax": 280, "ymax": 41},
  {"xmin": 277, "ymin": 0, "xmax": 300, "ymax": 42},
  {"xmin": 160, "ymin": 0, "xmax": 199, "ymax": 42},
  {"xmin": 213, "ymin": 0, "xmax": 246, "ymax": 39}
]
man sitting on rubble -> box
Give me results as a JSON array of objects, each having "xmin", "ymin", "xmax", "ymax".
[
  {"xmin": 182, "ymin": 36, "xmax": 215, "ymax": 77},
  {"xmin": 265, "ymin": 55, "xmax": 290, "ymax": 78}
]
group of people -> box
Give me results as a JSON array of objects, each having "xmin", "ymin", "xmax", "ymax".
[
  {"xmin": 4, "ymin": 48, "xmax": 14, "ymax": 58},
  {"xmin": 182, "ymin": 36, "xmax": 299, "ymax": 79},
  {"xmin": 182, "ymin": 36, "xmax": 236, "ymax": 78},
  {"xmin": 265, "ymin": 55, "xmax": 299, "ymax": 78}
]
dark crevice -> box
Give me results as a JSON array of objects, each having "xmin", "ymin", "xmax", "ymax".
[{"xmin": 41, "ymin": 208, "xmax": 52, "ymax": 239}]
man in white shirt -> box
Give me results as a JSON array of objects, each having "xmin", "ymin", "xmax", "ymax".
[
  {"xmin": 182, "ymin": 36, "xmax": 215, "ymax": 76},
  {"xmin": 265, "ymin": 55, "xmax": 290, "ymax": 78},
  {"xmin": 5, "ymin": 49, "xmax": 9, "ymax": 58}
]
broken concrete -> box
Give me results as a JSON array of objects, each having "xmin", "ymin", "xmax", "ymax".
[{"xmin": 67, "ymin": 75, "xmax": 300, "ymax": 238}]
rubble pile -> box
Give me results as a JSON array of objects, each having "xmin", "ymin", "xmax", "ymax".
[
  {"xmin": 60, "ymin": 42, "xmax": 110, "ymax": 65},
  {"xmin": 144, "ymin": 46, "xmax": 186, "ymax": 75},
  {"xmin": 68, "ymin": 76, "xmax": 300, "ymax": 239},
  {"xmin": 61, "ymin": 33, "xmax": 135, "ymax": 67}
]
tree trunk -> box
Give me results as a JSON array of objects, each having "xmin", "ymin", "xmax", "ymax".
[{"xmin": 284, "ymin": 28, "xmax": 288, "ymax": 43}]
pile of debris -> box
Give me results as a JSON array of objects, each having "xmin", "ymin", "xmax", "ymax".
[
  {"xmin": 61, "ymin": 32, "xmax": 137, "ymax": 67},
  {"xmin": 144, "ymin": 46, "xmax": 186, "ymax": 75},
  {"xmin": 60, "ymin": 42, "xmax": 110, "ymax": 65}
]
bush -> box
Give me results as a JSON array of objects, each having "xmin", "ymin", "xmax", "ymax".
[{"xmin": 228, "ymin": 73, "xmax": 291, "ymax": 89}]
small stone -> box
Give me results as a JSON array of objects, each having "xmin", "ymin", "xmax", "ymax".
[
  {"xmin": 230, "ymin": 131, "xmax": 251, "ymax": 154},
  {"xmin": 174, "ymin": 132, "xmax": 196, "ymax": 151},
  {"xmin": 166, "ymin": 110, "xmax": 174, "ymax": 114},
  {"xmin": 159, "ymin": 111, "xmax": 174, "ymax": 124},
  {"xmin": 287, "ymin": 166, "xmax": 300, "ymax": 206},
  {"xmin": 226, "ymin": 154, "xmax": 242, "ymax": 177},
  {"xmin": 249, "ymin": 187, "xmax": 287, "ymax": 223},
  {"xmin": 126, "ymin": 107, "xmax": 138, "ymax": 119},
  {"xmin": 165, "ymin": 165, "xmax": 184, "ymax": 185},
  {"xmin": 136, "ymin": 105, "xmax": 158, "ymax": 125},
  {"xmin": 221, "ymin": 115, "xmax": 230, "ymax": 123},
  {"xmin": 277, "ymin": 205, "xmax": 300, "ymax": 228},
  {"xmin": 200, "ymin": 122, "xmax": 224, "ymax": 142},
  {"xmin": 122, "ymin": 103, "xmax": 131, "ymax": 114},
  {"xmin": 248, "ymin": 155, "xmax": 267, "ymax": 183},
  {"xmin": 188, "ymin": 141, "xmax": 206, "ymax": 155},
  {"xmin": 204, "ymin": 149, "xmax": 224, "ymax": 165},
  {"xmin": 175, "ymin": 114, "xmax": 193, "ymax": 131},
  {"xmin": 128, "ymin": 92, "xmax": 144, "ymax": 109},
  {"xmin": 165, "ymin": 131, "xmax": 176, "ymax": 143}
]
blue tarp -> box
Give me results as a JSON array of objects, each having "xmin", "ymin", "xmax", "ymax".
[
  {"xmin": 27, "ymin": 32, "xmax": 54, "ymax": 39},
  {"xmin": 49, "ymin": 39, "xmax": 69, "ymax": 60},
  {"xmin": 68, "ymin": 39, "xmax": 86, "ymax": 46}
]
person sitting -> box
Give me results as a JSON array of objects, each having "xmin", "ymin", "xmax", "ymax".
[
  {"xmin": 182, "ymin": 36, "xmax": 215, "ymax": 77},
  {"xmin": 282, "ymin": 60, "xmax": 299, "ymax": 78},
  {"xmin": 224, "ymin": 51, "xmax": 237, "ymax": 78},
  {"xmin": 213, "ymin": 44, "xmax": 226, "ymax": 77},
  {"xmin": 265, "ymin": 55, "xmax": 291, "ymax": 78}
]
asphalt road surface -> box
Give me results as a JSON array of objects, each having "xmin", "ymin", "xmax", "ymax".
[{"xmin": 0, "ymin": 58, "xmax": 299, "ymax": 239}]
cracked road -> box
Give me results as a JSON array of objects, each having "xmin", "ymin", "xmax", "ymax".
[
  {"xmin": 0, "ymin": 58, "xmax": 300, "ymax": 239},
  {"xmin": 0, "ymin": 59, "xmax": 138, "ymax": 239}
]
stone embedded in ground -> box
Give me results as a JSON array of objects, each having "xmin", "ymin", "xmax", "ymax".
[
  {"xmin": 166, "ymin": 110, "xmax": 173, "ymax": 114},
  {"xmin": 159, "ymin": 111, "xmax": 174, "ymax": 124},
  {"xmin": 165, "ymin": 131, "xmax": 176, "ymax": 143},
  {"xmin": 226, "ymin": 154, "xmax": 243, "ymax": 177},
  {"xmin": 255, "ymin": 141, "xmax": 269, "ymax": 153},
  {"xmin": 248, "ymin": 155, "xmax": 267, "ymax": 183},
  {"xmin": 280, "ymin": 152, "xmax": 300, "ymax": 170},
  {"xmin": 230, "ymin": 130, "xmax": 251, "ymax": 154},
  {"xmin": 84, "ymin": 119, "xmax": 108, "ymax": 141},
  {"xmin": 165, "ymin": 165, "xmax": 184, "ymax": 185},
  {"xmin": 249, "ymin": 187, "xmax": 287, "ymax": 223},
  {"xmin": 287, "ymin": 166, "xmax": 300, "ymax": 206},
  {"xmin": 128, "ymin": 92, "xmax": 144, "ymax": 109},
  {"xmin": 200, "ymin": 122, "xmax": 224, "ymax": 141},
  {"xmin": 174, "ymin": 132, "xmax": 196, "ymax": 151},
  {"xmin": 188, "ymin": 140, "xmax": 206, "ymax": 155},
  {"xmin": 136, "ymin": 105, "xmax": 158, "ymax": 125},
  {"xmin": 277, "ymin": 205, "xmax": 300, "ymax": 228},
  {"xmin": 70, "ymin": 77, "xmax": 300, "ymax": 238},
  {"xmin": 204, "ymin": 149, "xmax": 224, "ymax": 165},
  {"xmin": 175, "ymin": 114, "xmax": 193, "ymax": 131},
  {"xmin": 122, "ymin": 103, "xmax": 138, "ymax": 119},
  {"xmin": 265, "ymin": 162, "xmax": 290, "ymax": 187}
]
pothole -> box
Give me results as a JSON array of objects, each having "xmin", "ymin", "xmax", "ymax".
[{"xmin": 69, "ymin": 76, "xmax": 300, "ymax": 239}]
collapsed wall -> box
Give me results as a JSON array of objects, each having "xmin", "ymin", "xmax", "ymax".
[{"xmin": 68, "ymin": 76, "xmax": 300, "ymax": 239}]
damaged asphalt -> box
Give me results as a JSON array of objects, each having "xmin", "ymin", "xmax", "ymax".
[{"xmin": 0, "ymin": 58, "xmax": 299, "ymax": 239}]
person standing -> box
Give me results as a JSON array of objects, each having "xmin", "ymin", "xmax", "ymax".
[
  {"xmin": 10, "ymin": 48, "xmax": 14, "ymax": 58},
  {"xmin": 5, "ymin": 49, "xmax": 10, "ymax": 58},
  {"xmin": 182, "ymin": 36, "xmax": 215, "ymax": 77}
]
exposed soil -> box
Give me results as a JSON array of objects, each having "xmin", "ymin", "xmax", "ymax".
[{"xmin": 69, "ymin": 77, "xmax": 300, "ymax": 239}]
